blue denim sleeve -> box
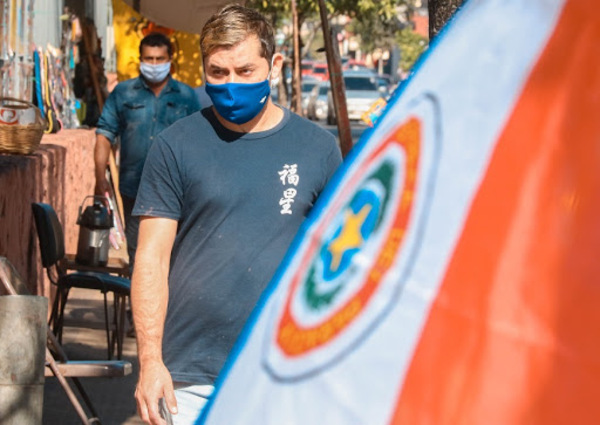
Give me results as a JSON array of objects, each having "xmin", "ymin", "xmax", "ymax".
[
  {"xmin": 184, "ymin": 86, "xmax": 202, "ymax": 115},
  {"xmin": 95, "ymin": 89, "xmax": 120, "ymax": 144}
]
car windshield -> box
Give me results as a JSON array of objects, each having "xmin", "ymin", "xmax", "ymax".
[
  {"xmin": 344, "ymin": 76, "xmax": 377, "ymax": 91},
  {"xmin": 319, "ymin": 86, "xmax": 329, "ymax": 95},
  {"xmin": 301, "ymin": 63, "xmax": 313, "ymax": 71},
  {"xmin": 302, "ymin": 82, "xmax": 317, "ymax": 92},
  {"xmin": 314, "ymin": 67, "xmax": 327, "ymax": 74}
]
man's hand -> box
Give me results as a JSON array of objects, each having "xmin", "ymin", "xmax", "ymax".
[
  {"xmin": 95, "ymin": 177, "xmax": 112, "ymax": 197},
  {"xmin": 135, "ymin": 360, "xmax": 178, "ymax": 425},
  {"xmin": 94, "ymin": 134, "xmax": 113, "ymax": 196}
]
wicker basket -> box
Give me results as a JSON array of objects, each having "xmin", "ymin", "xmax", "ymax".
[{"xmin": 0, "ymin": 97, "xmax": 46, "ymax": 155}]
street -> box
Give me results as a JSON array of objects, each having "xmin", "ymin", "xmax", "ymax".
[{"xmin": 318, "ymin": 119, "xmax": 371, "ymax": 147}]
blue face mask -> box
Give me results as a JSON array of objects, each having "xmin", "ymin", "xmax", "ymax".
[{"xmin": 205, "ymin": 71, "xmax": 272, "ymax": 125}]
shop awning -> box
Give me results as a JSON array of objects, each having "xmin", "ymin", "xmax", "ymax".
[{"xmin": 121, "ymin": 0, "xmax": 244, "ymax": 34}]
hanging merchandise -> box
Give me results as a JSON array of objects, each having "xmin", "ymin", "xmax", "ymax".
[
  {"xmin": 47, "ymin": 45, "xmax": 80, "ymax": 130},
  {"xmin": 41, "ymin": 49, "xmax": 62, "ymax": 133},
  {"xmin": 58, "ymin": 9, "xmax": 82, "ymax": 128},
  {"xmin": 33, "ymin": 43, "xmax": 82, "ymax": 133},
  {"xmin": 0, "ymin": 0, "xmax": 34, "ymax": 100},
  {"xmin": 33, "ymin": 49, "xmax": 44, "ymax": 117}
]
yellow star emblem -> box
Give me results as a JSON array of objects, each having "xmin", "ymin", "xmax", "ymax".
[{"xmin": 327, "ymin": 204, "xmax": 372, "ymax": 272}]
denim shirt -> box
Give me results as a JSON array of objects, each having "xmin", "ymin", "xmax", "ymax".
[{"xmin": 96, "ymin": 76, "xmax": 201, "ymax": 198}]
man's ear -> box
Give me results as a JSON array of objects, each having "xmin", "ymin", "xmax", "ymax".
[{"xmin": 270, "ymin": 53, "xmax": 284, "ymax": 81}]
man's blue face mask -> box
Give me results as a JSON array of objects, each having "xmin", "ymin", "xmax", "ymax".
[{"xmin": 205, "ymin": 58, "xmax": 274, "ymax": 125}]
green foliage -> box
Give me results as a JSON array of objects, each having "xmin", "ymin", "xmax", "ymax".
[
  {"xmin": 346, "ymin": 12, "xmax": 402, "ymax": 53},
  {"xmin": 351, "ymin": 0, "xmax": 403, "ymax": 21},
  {"xmin": 306, "ymin": 26, "xmax": 326, "ymax": 59},
  {"xmin": 246, "ymin": 0, "xmax": 425, "ymax": 69},
  {"xmin": 396, "ymin": 27, "xmax": 428, "ymax": 72},
  {"xmin": 246, "ymin": 0, "xmax": 408, "ymax": 29},
  {"xmin": 246, "ymin": 0, "xmax": 318, "ymax": 25}
]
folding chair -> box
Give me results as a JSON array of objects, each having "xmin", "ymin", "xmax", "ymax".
[
  {"xmin": 0, "ymin": 256, "xmax": 132, "ymax": 425},
  {"xmin": 31, "ymin": 202, "xmax": 130, "ymax": 359}
]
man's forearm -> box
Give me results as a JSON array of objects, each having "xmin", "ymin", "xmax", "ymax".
[
  {"xmin": 132, "ymin": 251, "xmax": 170, "ymax": 365},
  {"xmin": 94, "ymin": 134, "xmax": 113, "ymax": 181},
  {"xmin": 131, "ymin": 218, "xmax": 177, "ymax": 367}
]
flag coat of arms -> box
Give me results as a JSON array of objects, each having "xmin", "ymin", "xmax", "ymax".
[{"xmin": 198, "ymin": 0, "xmax": 600, "ymax": 423}]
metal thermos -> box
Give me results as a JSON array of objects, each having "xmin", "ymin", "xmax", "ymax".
[{"xmin": 75, "ymin": 196, "xmax": 113, "ymax": 266}]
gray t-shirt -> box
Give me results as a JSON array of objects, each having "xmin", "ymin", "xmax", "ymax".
[{"xmin": 133, "ymin": 107, "xmax": 342, "ymax": 384}]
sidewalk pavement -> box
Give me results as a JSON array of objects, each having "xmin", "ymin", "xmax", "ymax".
[{"xmin": 43, "ymin": 287, "xmax": 144, "ymax": 425}]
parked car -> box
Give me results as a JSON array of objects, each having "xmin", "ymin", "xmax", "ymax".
[
  {"xmin": 271, "ymin": 84, "xmax": 292, "ymax": 108},
  {"xmin": 301, "ymin": 60, "xmax": 314, "ymax": 77},
  {"xmin": 375, "ymin": 74, "xmax": 394, "ymax": 94},
  {"xmin": 306, "ymin": 82, "xmax": 330, "ymax": 121},
  {"xmin": 271, "ymin": 84, "xmax": 282, "ymax": 104},
  {"xmin": 301, "ymin": 77, "xmax": 320, "ymax": 116},
  {"xmin": 327, "ymin": 71, "xmax": 384, "ymax": 125},
  {"xmin": 344, "ymin": 59, "xmax": 370, "ymax": 72},
  {"xmin": 311, "ymin": 62, "xmax": 329, "ymax": 81}
]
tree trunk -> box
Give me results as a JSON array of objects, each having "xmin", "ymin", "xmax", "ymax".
[{"xmin": 428, "ymin": 0, "xmax": 465, "ymax": 40}]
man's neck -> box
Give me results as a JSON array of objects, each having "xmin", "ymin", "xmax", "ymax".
[
  {"xmin": 145, "ymin": 76, "xmax": 169, "ymax": 97},
  {"xmin": 213, "ymin": 100, "xmax": 284, "ymax": 134}
]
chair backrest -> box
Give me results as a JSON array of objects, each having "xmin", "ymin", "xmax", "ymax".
[{"xmin": 31, "ymin": 203, "xmax": 65, "ymax": 268}]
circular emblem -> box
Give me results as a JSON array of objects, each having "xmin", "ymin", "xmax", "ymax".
[{"xmin": 263, "ymin": 118, "xmax": 423, "ymax": 379}]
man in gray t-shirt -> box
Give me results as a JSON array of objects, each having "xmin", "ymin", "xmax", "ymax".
[{"xmin": 131, "ymin": 5, "xmax": 342, "ymax": 425}]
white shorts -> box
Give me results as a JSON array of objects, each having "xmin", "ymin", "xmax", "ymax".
[{"xmin": 160, "ymin": 383, "xmax": 215, "ymax": 425}]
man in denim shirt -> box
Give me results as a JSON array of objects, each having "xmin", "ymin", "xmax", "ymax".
[{"xmin": 94, "ymin": 32, "xmax": 200, "ymax": 269}]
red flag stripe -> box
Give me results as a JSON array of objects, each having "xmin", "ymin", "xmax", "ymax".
[{"xmin": 391, "ymin": 1, "xmax": 600, "ymax": 424}]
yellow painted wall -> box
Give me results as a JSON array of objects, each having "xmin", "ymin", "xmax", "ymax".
[{"xmin": 111, "ymin": 0, "xmax": 203, "ymax": 87}]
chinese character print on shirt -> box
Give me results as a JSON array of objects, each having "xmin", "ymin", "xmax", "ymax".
[{"xmin": 278, "ymin": 164, "xmax": 299, "ymax": 215}]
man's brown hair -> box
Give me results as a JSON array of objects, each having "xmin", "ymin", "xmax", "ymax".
[{"xmin": 200, "ymin": 4, "xmax": 275, "ymax": 63}]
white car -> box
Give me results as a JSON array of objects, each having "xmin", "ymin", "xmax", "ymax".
[
  {"xmin": 306, "ymin": 82, "xmax": 330, "ymax": 121},
  {"xmin": 327, "ymin": 71, "xmax": 384, "ymax": 124},
  {"xmin": 301, "ymin": 78, "xmax": 319, "ymax": 116}
]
